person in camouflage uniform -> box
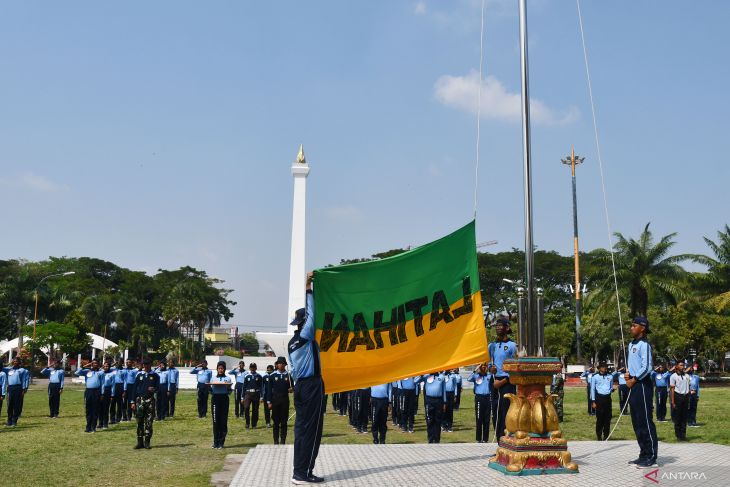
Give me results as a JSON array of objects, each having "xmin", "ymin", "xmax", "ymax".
[
  {"xmin": 551, "ymin": 372, "xmax": 565, "ymax": 422},
  {"xmin": 130, "ymin": 357, "xmax": 159, "ymax": 449}
]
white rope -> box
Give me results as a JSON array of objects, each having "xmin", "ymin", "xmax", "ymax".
[
  {"xmin": 576, "ymin": 0, "xmax": 626, "ymax": 363},
  {"xmin": 576, "ymin": 0, "xmax": 629, "ymax": 443},
  {"xmin": 473, "ymin": 0, "xmax": 486, "ymax": 220}
]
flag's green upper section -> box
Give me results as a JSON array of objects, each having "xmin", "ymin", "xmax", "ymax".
[{"xmin": 313, "ymin": 221, "xmax": 478, "ymax": 331}]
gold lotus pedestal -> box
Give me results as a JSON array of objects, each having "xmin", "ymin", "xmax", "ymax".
[{"xmin": 488, "ymin": 357, "xmax": 579, "ymax": 476}]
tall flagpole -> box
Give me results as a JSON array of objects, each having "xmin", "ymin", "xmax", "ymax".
[{"xmin": 518, "ymin": 0, "xmax": 538, "ymax": 355}]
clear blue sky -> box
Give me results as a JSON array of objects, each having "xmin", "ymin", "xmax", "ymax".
[{"xmin": 1, "ymin": 1, "xmax": 728, "ymax": 329}]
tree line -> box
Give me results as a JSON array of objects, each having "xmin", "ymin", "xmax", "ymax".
[
  {"xmin": 3, "ymin": 223, "xmax": 729, "ymax": 371},
  {"xmin": 0, "ymin": 257, "xmax": 236, "ymax": 363}
]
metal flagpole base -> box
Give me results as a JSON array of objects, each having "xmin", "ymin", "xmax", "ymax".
[{"xmin": 487, "ymin": 357, "xmax": 579, "ymax": 476}]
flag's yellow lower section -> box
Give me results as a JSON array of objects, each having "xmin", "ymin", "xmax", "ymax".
[{"xmin": 315, "ymin": 292, "xmax": 489, "ymax": 394}]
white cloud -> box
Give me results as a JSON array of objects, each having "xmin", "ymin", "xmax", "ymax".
[
  {"xmin": 0, "ymin": 171, "xmax": 69, "ymax": 192},
  {"xmin": 434, "ymin": 71, "xmax": 578, "ymax": 126},
  {"xmin": 414, "ymin": 2, "xmax": 427, "ymax": 15}
]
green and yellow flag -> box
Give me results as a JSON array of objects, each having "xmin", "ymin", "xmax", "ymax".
[{"xmin": 313, "ymin": 221, "xmax": 488, "ymax": 393}]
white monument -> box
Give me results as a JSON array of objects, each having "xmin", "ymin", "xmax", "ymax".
[{"xmin": 256, "ymin": 145, "xmax": 309, "ymax": 356}]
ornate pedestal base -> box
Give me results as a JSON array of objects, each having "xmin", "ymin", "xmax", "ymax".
[{"xmin": 487, "ymin": 357, "xmax": 579, "ymax": 476}]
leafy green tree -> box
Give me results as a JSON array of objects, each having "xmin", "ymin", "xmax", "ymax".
[
  {"xmin": 131, "ymin": 323, "xmax": 153, "ymax": 358},
  {"xmin": 591, "ymin": 223, "xmax": 693, "ymax": 317},
  {"xmin": 544, "ymin": 321, "xmax": 574, "ymax": 361},
  {"xmin": 0, "ymin": 260, "xmax": 48, "ymax": 345},
  {"xmin": 23, "ymin": 321, "xmax": 92, "ymax": 360},
  {"xmin": 694, "ymin": 224, "xmax": 730, "ymax": 312},
  {"xmin": 81, "ymin": 294, "xmax": 116, "ymax": 336},
  {"xmin": 239, "ymin": 332, "xmax": 260, "ymax": 356}
]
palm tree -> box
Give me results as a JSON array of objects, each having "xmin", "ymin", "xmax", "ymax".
[
  {"xmin": 81, "ymin": 294, "xmax": 116, "ymax": 335},
  {"xmin": 131, "ymin": 324, "xmax": 153, "ymax": 358},
  {"xmin": 694, "ymin": 224, "xmax": 730, "ymax": 312},
  {"xmin": 591, "ymin": 223, "xmax": 694, "ymax": 317}
]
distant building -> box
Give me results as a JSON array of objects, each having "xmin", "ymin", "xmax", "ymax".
[{"xmin": 205, "ymin": 327, "xmax": 234, "ymax": 348}]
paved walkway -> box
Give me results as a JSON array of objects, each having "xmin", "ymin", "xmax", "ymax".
[{"xmin": 228, "ymin": 441, "xmax": 729, "ymax": 486}]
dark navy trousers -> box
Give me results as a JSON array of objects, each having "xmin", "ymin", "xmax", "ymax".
[
  {"xmin": 293, "ymin": 376, "xmax": 325, "ymax": 479},
  {"xmin": 48, "ymin": 383, "xmax": 62, "ymax": 417},
  {"xmin": 628, "ymin": 378, "xmax": 658, "ymax": 461},
  {"xmin": 655, "ymin": 386, "xmax": 668, "ymax": 421}
]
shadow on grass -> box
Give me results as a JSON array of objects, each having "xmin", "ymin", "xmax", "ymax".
[
  {"xmin": 224, "ymin": 443, "xmax": 261, "ymax": 449},
  {"xmin": 153, "ymin": 443, "xmax": 195, "ymax": 449},
  {"xmin": 322, "ymin": 433, "xmax": 346, "ymax": 438}
]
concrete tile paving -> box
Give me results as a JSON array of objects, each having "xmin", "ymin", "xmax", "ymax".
[{"xmin": 228, "ymin": 441, "xmax": 729, "ymax": 486}]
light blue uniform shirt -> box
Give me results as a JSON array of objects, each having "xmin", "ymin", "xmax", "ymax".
[
  {"xmin": 40, "ymin": 367, "xmax": 65, "ymax": 388},
  {"xmin": 590, "ymin": 373, "xmax": 615, "ymax": 400},
  {"xmin": 444, "ymin": 373, "xmax": 457, "ymax": 393},
  {"xmin": 124, "ymin": 367, "xmax": 138, "ymax": 390},
  {"xmin": 419, "ymin": 374, "xmax": 447, "ymax": 402},
  {"xmin": 580, "ymin": 370, "xmax": 594, "ymax": 386},
  {"xmin": 0, "ymin": 371, "xmax": 7, "ymax": 396},
  {"xmin": 627, "ymin": 338, "xmax": 652, "ymax": 380},
  {"xmin": 652, "ymin": 371, "xmax": 670, "ymax": 387},
  {"xmin": 156, "ymin": 368, "xmax": 169, "ymax": 384},
  {"xmin": 616, "ymin": 371, "xmax": 627, "ymax": 385},
  {"xmin": 488, "ymin": 339, "xmax": 517, "ymax": 377},
  {"xmin": 102, "ymin": 371, "xmax": 116, "ymax": 391},
  {"xmin": 399, "ymin": 377, "xmax": 416, "ymax": 390},
  {"xmin": 168, "ymin": 367, "xmax": 179, "ymax": 385},
  {"xmin": 288, "ymin": 291, "xmax": 320, "ymax": 381},
  {"xmin": 371, "ymin": 383, "xmax": 392, "ymax": 400},
  {"xmin": 4, "ymin": 367, "xmax": 30, "ymax": 388},
  {"xmin": 210, "ymin": 375, "xmax": 232, "ymax": 395},
  {"xmin": 75, "ymin": 368, "xmax": 105, "ymax": 389},
  {"xmin": 190, "ymin": 367, "xmax": 213, "ymax": 384},
  {"xmin": 468, "ymin": 371, "xmax": 491, "ymax": 395},
  {"xmin": 111, "ymin": 368, "xmax": 126, "ymax": 385},
  {"xmin": 689, "ymin": 374, "xmax": 701, "ymax": 398},
  {"xmin": 228, "ymin": 369, "xmax": 248, "ymax": 384}
]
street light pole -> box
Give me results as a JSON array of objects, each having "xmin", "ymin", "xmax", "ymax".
[{"xmin": 561, "ymin": 147, "xmax": 585, "ymax": 363}]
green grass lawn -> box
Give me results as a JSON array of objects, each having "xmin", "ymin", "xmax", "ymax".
[{"xmin": 1, "ymin": 385, "xmax": 728, "ymax": 486}]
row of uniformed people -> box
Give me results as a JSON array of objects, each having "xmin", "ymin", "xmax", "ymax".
[
  {"xmin": 74, "ymin": 358, "xmax": 181, "ymax": 433},
  {"xmin": 338, "ymin": 370, "xmax": 468, "ymax": 445},
  {"xmin": 192, "ymin": 360, "xmax": 276, "ymax": 429},
  {"xmin": 191, "ymin": 357, "xmax": 294, "ymax": 446},
  {"xmin": 1, "ymin": 357, "xmax": 31, "ymax": 426},
  {"xmin": 73, "ymin": 356, "xmax": 291, "ymax": 449},
  {"xmin": 582, "ymin": 359, "xmax": 702, "ymax": 443}
]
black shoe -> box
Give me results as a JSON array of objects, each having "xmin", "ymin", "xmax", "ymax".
[
  {"xmin": 134, "ymin": 439, "xmax": 144, "ymax": 450},
  {"xmin": 635, "ymin": 458, "xmax": 657, "ymax": 468},
  {"xmin": 291, "ymin": 474, "xmax": 310, "ymax": 485},
  {"xmin": 144, "ymin": 439, "xmax": 151, "ymax": 449},
  {"xmin": 627, "ymin": 458, "xmax": 644, "ymax": 465},
  {"xmin": 307, "ymin": 475, "xmax": 324, "ymax": 483}
]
